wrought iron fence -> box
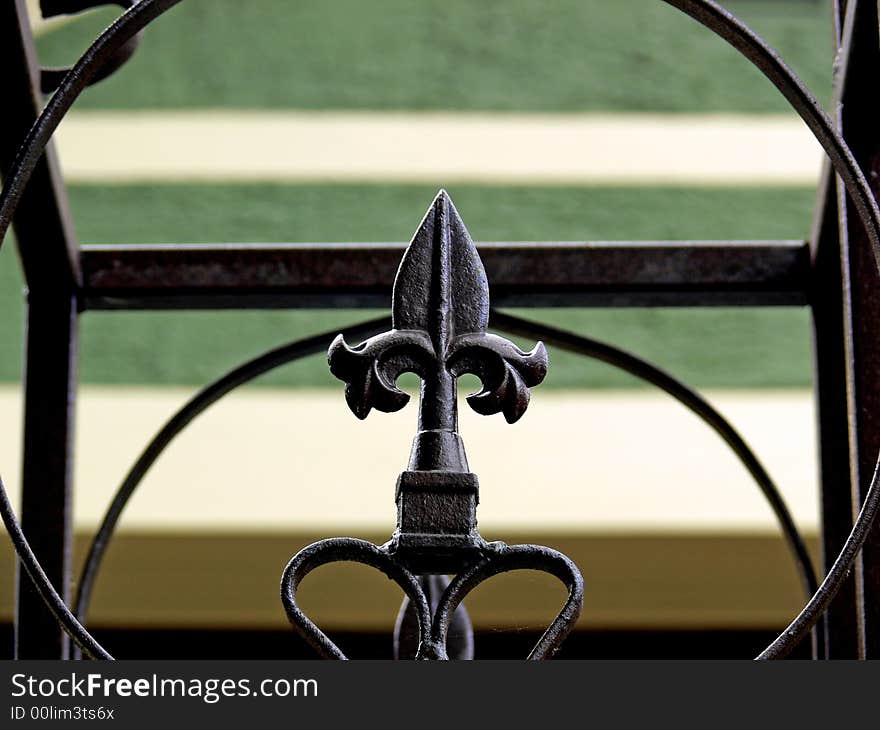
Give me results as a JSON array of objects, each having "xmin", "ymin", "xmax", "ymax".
[{"xmin": 1, "ymin": 0, "xmax": 879, "ymax": 660}]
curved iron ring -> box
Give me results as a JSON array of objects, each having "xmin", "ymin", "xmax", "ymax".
[
  {"xmin": 0, "ymin": 477, "xmax": 112, "ymax": 659},
  {"xmin": 70, "ymin": 317, "xmax": 391, "ymax": 658},
  {"xmin": 2, "ymin": 317, "xmax": 391, "ymax": 661},
  {"xmin": 0, "ymin": 0, "xmax": 878, "ymax": 661},
  {"xmin": 490, "ymin": 310, "xmax": 823, "ymax": 656},
  {"xmin": 71, "ymin": 313, "xmax": 815, "ymax": 658}
]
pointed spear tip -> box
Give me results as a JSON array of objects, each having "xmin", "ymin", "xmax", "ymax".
[{"xmin": 432, "ymin": 188, "xmax": 453, "ymax": 211}]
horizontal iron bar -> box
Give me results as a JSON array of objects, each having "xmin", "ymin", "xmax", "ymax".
[{"xmin": 80, "ymin": 240, "xmax": 811, "ymax": 310}]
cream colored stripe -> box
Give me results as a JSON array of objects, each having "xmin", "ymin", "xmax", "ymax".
[
  {"xmin": 0, "ymin": 385, "xmax": 818, "ymax": 533},
  {"xmin": 54, "ymin": 111, "xmax": 823, "ymax": 185}
]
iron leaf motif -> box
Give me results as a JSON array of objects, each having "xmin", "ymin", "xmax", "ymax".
[
  {"xmin": 328, "ymin": 330, "xmax": 434, "ymax": 419},
  {"xmin": 328, "ymin": 190, "xmax": 548, "ymax": 424},
  {"xmin": 447, "ymin": 334, "xmax": 548, "ymax": 424}
]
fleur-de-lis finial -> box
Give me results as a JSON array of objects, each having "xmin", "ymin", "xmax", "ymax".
[
  {"xmin": 328, "ymin": 190, "xmax": 548, "ymax": 473},
  {"xmin": 327, "ymin": 190, "xmax": 549, "ymax": 571},
  {"xmin": 281, "ymin": 193, "xmax": 583, "ymax": 658}
]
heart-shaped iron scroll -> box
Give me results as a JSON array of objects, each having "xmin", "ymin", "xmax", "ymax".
[
  {"xmin": 281, "ymin": 539, "xmax": 584, "ymax": 660},
  {"xmin": 430, "ymin": 544, "xmax": 584, "ymax": 660},
  {"xmin": 280, "ymin": 538, "xmax": 431, "ymax": 660}
]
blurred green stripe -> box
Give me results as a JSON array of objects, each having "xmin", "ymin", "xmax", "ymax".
[
  {"xmin": 36, "ymin": 0, "xmax": 831, "ymax": 113},
  {"xmin": 63, "ymin": 183, "xmax": 816, "ymax": 243}
]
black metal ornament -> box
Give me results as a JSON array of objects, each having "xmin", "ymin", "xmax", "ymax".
[{"xmin": 281, "ymin": 191, "xmax": 583, "ymax": 659}]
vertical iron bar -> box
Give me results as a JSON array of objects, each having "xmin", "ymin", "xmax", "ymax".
[
  {"xmin": 811, "ymin": 172, "xmax": 861, "ymax": 657},
  {"xmin": 811, "ymin": 175, "xmax": 859, "ymax": 658},
  {"xmin": 15, "ymin": 292, "xmax": 78, "ymax": 659},
  {"xmin": 809, "ymin": 0, "xmax": 859, "ymax": 658},
  {"xmin": 816, "ymin": 0, "xmax": 880, "ymax": 658},
  {"xmin": 0, "ymin": 0, "xmax": 81, "ymax": 658},
  {"xmin": 0, "ymin": 0, "xmax": 81, "ymax": 288}
]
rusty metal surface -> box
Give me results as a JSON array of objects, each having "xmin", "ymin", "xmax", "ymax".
[{"xmin": 79, "ymin": 240, "xmax": 812, "ymax": 310}]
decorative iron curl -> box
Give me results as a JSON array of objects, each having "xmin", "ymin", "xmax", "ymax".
[
  {"xmin": 0, "ymin": 0, "xmax": 184, "ymax": 251},
  {"xmin": 38, "ymin": 1, "xmax": 143, "ymax": 93},
  {"xmin": 329, "ymin": 328, "xmax": 549, "ymax": 424},
  {"xmin": 280, "ymin": 539, "xmax": 584, "ymax": 660},
  {"xmin": 0, "ymin": 0, "xmax": 878, "ymax": 662},
  {"xmin": 447, "ymin": 334, "xmax": 548, "ymax": 424},
  {"xmin": 327, "ymin": 330, "xmax": 434, "ymax": 419}
]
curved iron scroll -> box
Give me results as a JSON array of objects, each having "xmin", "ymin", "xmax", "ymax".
[
  {"xmin": 489, "ymin": 313, "xmax": 819, "ymax": 599},
  {"xmin": 67, "ymin": 306, "xmax": 815, "ymax": 658},
  {"xmin": 71, "ymin": 317, "xmax": 391, "ymax": 656},
  {"xmin": 37, "ymin": 1, "xmax": 143, "ymax": 93},
  {"xmin": 66, "ymin": 305, "xmax": 819, "ymax": 656},
  {"xmin": 0, "ymin": 0, "xmax": 878, "ymax": 660},
  {"xmin": 0, "ymin": 476, "xmax": 112, "ymax": 659},
  {"xmin": 490, "ymin": 310, "xmax": 823, "ymax": 658}
]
